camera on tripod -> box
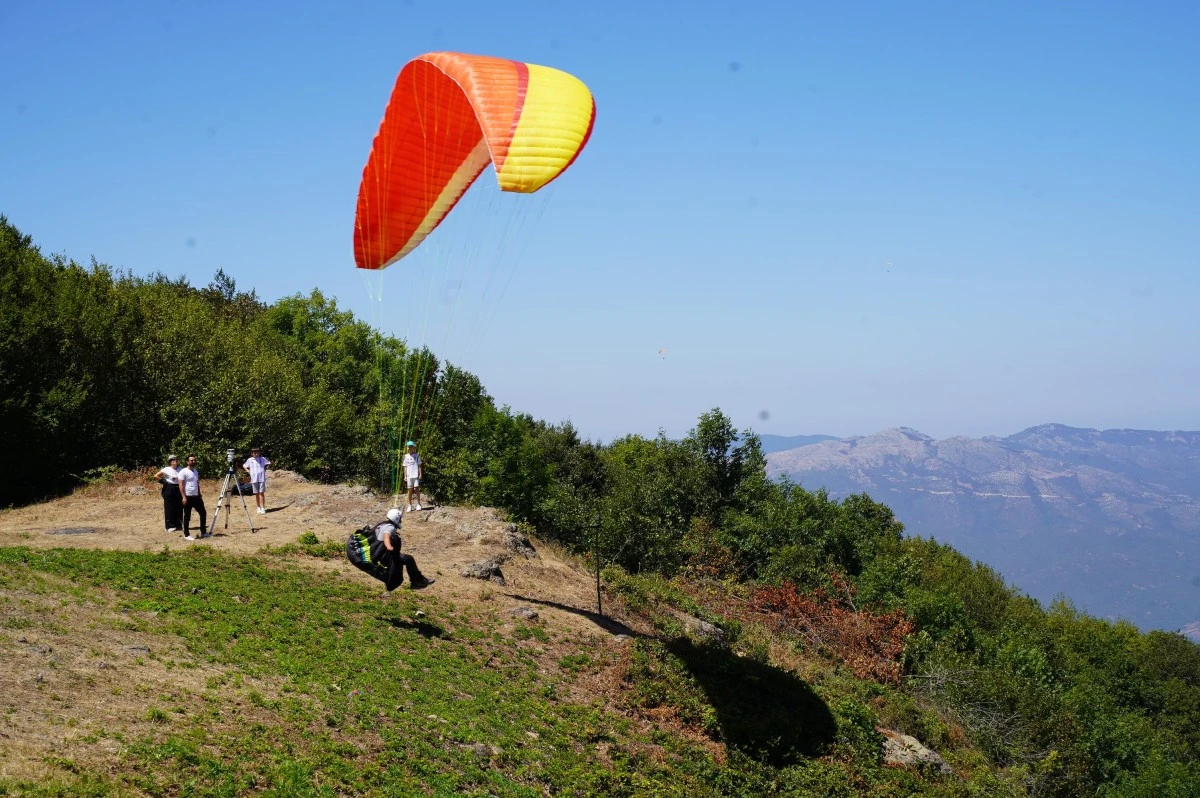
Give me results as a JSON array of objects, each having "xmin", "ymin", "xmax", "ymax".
[{"xmin": 208, "ymin": 446, "xmax": 257, "ymax": 536}]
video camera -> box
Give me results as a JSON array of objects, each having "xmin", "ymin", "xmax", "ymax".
[{"xmin": 226, "ymin": 448, "xmax": 236, "ymax": 464}]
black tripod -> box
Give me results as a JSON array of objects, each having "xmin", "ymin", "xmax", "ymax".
[{"xmin": 208, "ymin": 460, "xmax": 257, "ymax": 536}]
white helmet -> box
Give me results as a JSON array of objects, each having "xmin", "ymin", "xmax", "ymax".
[{"xmin": 386, "ymin": 507, "xmax": 403, "ymax": 525}]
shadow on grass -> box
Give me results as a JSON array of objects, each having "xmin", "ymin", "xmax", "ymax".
[
  {"xmin": 506, "ymin": 594, "xmax": 640, "ymax": 637},
  {"xmin": 376, "ymin": 616, "xmax": 451, "ymax": 639},
  {"xmin": 668, "ymin": 637, "xmax": 836, "ymax": 765}
]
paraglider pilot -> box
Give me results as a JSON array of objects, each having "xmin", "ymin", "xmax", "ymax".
[{"xmin": 345, "ymin": 508, "xmax": 435, "ymax": 591}]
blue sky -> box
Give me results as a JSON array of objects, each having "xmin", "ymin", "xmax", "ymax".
[{"xmin": 3, "ymin": 0, "xmax": 1198, "ymax": 442}]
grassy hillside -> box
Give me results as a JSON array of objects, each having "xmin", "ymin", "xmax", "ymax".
[
  {"xmin": 0, "ymin": 476, "xmax": 964, "ymax": 797},
  {"xmin": 0, "ymin": 540, "xmax": 988, "ymax": 797}
]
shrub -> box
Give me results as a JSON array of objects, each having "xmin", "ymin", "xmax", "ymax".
[{"xmin": 748, "ymin": 575, "xmax": 914, "ymax": 685}]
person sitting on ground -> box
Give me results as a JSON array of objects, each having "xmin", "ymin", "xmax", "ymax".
[
  {"xmin": 345, "ymin": 508, "xmax": 435, "ymax": 591},
  {"xmin": 377, "ymin": 507, "xmax": 434, "ymax": 589}
]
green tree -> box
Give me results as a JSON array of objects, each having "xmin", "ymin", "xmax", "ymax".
[
  {"xmin": 687, "ymin": 408, "xmax": 766, "ymax": 523},
  {"xmin": 597, "ymin": 433, "xmax": 699, "ymax": 573},
  {"xmin": 1, "ymin": 218, "xmax": 154, "ymax": 503}
]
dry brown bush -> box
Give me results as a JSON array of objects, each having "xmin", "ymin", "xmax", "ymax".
[{"xmin": 746, "ymin": 575, "xmax": 914, "ymax": 685}]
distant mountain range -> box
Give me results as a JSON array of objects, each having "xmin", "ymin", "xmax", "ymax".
[
  {"xmin": 758, "ymin": 434, "xmax": 841, "ymax": 454},
  {"xmin": 765, "ymin": 424, "xmax": 1200, "ymax": 640}
]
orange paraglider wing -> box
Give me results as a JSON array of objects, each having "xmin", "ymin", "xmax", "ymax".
[{"xmin": 354, "ymin": 52, "xmax": 596, "ymax": 270}]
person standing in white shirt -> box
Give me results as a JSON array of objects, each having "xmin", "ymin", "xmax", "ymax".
[
  {"xmin": 402, "ymin": 441, "xmax": 423, "ymax": 511},
  {"xmin": 177, "ymin": 455, "xmax": 207, "ymax": 540},
  {"xmin": 242, "ymin": 446, "xmax": 271, "ymax": 515},
  {"xmin": 152, "ymin": 455, "xmax": 183, "ymax": 532}
]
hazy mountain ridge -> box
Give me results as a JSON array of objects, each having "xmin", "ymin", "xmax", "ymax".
[
  {"xmin": 757, "ymin": 433, "xmax": 841, "ymax": 455},
  {"xmin": 766, "ymin": 424, "xmax": 1200, "ymax": 638}
]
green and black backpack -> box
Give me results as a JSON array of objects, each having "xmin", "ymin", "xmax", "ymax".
[{"xmin": 345, "ymin": 520, "xmax": 404, "ymax": 591}]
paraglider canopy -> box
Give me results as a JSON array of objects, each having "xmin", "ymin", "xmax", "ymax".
[{"xmin": 354, "ymin": 52, "xmax": 596, "ymax": 271}]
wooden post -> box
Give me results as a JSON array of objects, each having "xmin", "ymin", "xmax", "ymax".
[
  {"xmin": 592, "ymin": 513, "xmax": 603, "ymax": 618},
  {"xmin": 595, "ymin": 548, "xmax": 603, "ymax": 618}
]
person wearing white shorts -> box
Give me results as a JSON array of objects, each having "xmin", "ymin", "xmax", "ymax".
[
  {"xmin": 242, "ymin": 447, "xmax": 271, "ymax": 514},
  {"xmin": 402, "ymin": 440, "xmax": 423, "ymax": 511}
]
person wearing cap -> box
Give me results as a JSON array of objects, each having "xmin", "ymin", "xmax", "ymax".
[
  {"xmin": 242, "ymin": 447, "xmax": 271, "ymax": 515},
  {"xmin": 377, "ymin": 508, "xmax": 434, "ymax": 589},
  {"xmin": 402, "ymin": 441, "xmax": 423, "ymax": 511},
  {"xmin": 152, "ymin": 455, "xmax": 184, "ymax": 533}
]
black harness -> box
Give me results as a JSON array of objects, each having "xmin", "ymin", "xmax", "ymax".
[{"xmin": 345, "ymin": 519, "xmax": 404, "ymax": 591}]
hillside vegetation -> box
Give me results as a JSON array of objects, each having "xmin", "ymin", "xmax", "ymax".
[{"xmin": 2, "ymin": 215, "xmax": 1199, "ymax": 796}]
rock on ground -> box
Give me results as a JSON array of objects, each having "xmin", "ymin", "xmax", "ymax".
[
  {"xmin": 879, "ymin": 729, "xmax": 952, "ymax": 774},
  {"xmin": 462, "ymin": 555, "xmax": 509, "ymax": 585}
]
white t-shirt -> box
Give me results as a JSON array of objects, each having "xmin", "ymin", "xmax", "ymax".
[
  {"xmin": 178, "ymin": 467, "xmax": 200, "ymax": 496},
  {"xmin": 403, "ymin": 453, "xmax": 421, "ymax": 479},
  {"xmin": 159, "ymin": 466, "xmax": 181, "ymax": 485},
  {"xmin": 243, "ymin": 455, "xmax": 270, "ymax": 482}
]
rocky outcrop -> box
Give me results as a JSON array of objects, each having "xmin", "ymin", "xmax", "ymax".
[
  {"xmin": 879, "ymin": 729, "xmax": 951, "ymax": 774},
  {"xmin": 673, "ymin": 611, "xmax": 727, "ymax": 646},
  {"xmin": 461, "ymin": 555, "xmax": 509, "ymax": 585},
  {"xmin": 428, "ymin": 506, "xmax": 537, "ymax": 558}
]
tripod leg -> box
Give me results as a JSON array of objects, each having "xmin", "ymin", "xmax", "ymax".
[
  {"xmin": 205, "ymin": 466, "xmax": 257, "ymax": 535},
  {"xmin": 236, "ymin": 480, "xmax": 257, "ymax": 532},
  {"xmin": 208, "ymin": 471, "xmax": 232, "ymax": 538}
]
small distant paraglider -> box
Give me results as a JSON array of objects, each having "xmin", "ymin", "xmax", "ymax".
[{"xmin": 657, "ymin": 348, "xmax": 668, "ymax": 358}]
